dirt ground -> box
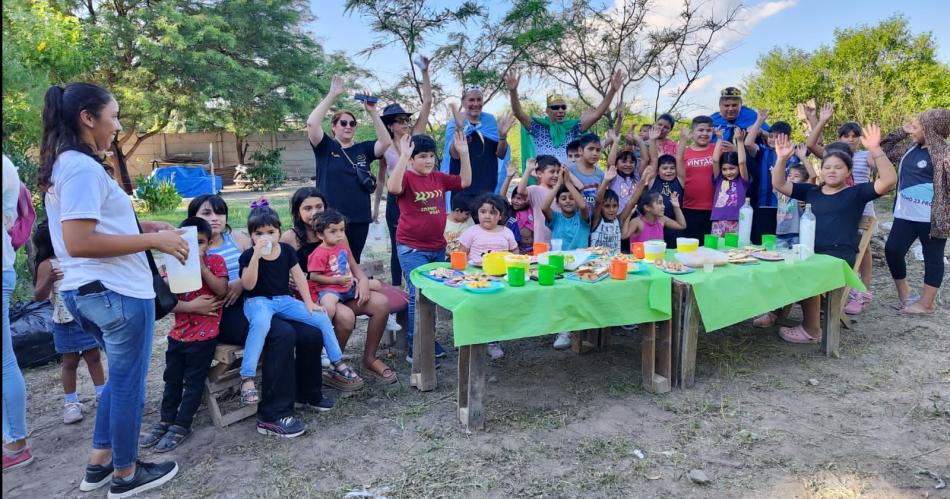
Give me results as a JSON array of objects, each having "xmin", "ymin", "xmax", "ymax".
[{"xmin": 3, "ymin": 206, "xmax": 948, "ymax": 498}]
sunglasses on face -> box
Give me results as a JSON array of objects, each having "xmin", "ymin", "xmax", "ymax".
[
  {"xmin": 393, "ymin": 116, "xmax": 411, "ymax": 124},
  {"xmin": 548, "ymin": 105, "xmax": 567, "ymax": 111},
  {"xmin": 336, "ymin": 120, "xmax": 357, "ymax": 128}
]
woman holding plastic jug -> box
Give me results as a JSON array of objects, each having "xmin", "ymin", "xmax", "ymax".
[
  {"xmin": 39, "ymin": 83, "xmax": 187, "ymax": 495},
  {"xmin": 763, "ymin": 131, "xmax": 896, "ymax": 344}
]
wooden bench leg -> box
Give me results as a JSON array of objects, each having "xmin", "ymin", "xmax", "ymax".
[
  {"xmin": 203, "ymin": 380, "xmax": 226, "ymax": 428},
  {"xmin": 641, "ymin": 323, "xmax": 671, "ymax": 394},
  {"xmin": 457, "ymin": 344, "xmax": 487, "ymax": 431},
  {"xmin": 678, "ymin": 291, "xmax": 701, "ymax": 388},
  {"xmin": 822, "ymin": 288, "xmax": 845, "ymax": 358},
  {"xmin": 656, "ymin": 319, "xmax": 672, "ymax": 382},
  {"xmin": 410, "ymin": 289, "xmax": 437, "ymax": 391}
]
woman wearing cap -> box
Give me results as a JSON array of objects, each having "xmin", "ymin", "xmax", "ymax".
[
  {"xmin": 375, "ymin": 56, "xmax": 433, "ymax": 286},
  {"xmin": 307, "ymin": 76, "xmax": 392, "ymax": 261},
  {"xmin": 506, "ymin": 69, "xmax": 623, "ymax": 169}
]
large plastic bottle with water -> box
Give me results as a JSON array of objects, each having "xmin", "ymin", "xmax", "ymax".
[
  {"xmin": 799, "ymin": 203, "xmax": 816, "ymax": 259},
  {"xmin": 165, "ymin": 226, "xmax": 202, "ymax": 293},
  {"xmin": 738, "ymin": 197, "xmax": 753, "ymax": 246}
]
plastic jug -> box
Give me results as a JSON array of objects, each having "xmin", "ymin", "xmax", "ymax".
[
  {"xmin": 482, "ymin": 252, "xmax": 511, "ymax": 276},
  {"xmin": 799, "ymin": 203, "xmax": 816, "ymax": 259},
  {"xmin": 164, "ymin": 226, "xmax": 201, "ymax": 294},
  {"xmin": 738, "ymin": 197, "xmax": 753, "ymax": 247}
]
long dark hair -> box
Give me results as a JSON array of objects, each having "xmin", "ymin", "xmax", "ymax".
[
  {"xmin": 39, "ymin": 83, "xmax": 114, "ymax": 191},
  {"xmin": 290, "ymin": 187, "xmax": 328, "ymax": 246},
  {"xmin": 187, "ymin": 194, "xmax": 232, "ymax": 234},
  {"xmin": 31, "ymin": 219, "xmax": 55, "ymax": 284}
]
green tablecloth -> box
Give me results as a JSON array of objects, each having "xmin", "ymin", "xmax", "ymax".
[
  {"xmin": 410, "ymin": 263, "xmax": 672, "ymax": 346},
  {"xmin": 668, "ymin": 250, "xmax": 865, "ymax": 331}
]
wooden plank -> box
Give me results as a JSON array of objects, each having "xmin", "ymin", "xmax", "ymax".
[
  {"xmin": 203, "ymin": 382, "xmax": 225, "ymax": 428},
  {"xmin": 822, "ymin": 288, "xmax": 845, "ymax": 358},
  {"xmin": 678, "ymin": 285, "xmax": 701, "ymax": 388},
  {"xmin": 656, "ymin": 319, "xmax": 672, "ymax": 382},
  {"xmin": 457, "ymin": 345, "xmax": 471, "ymax": 422},
  {"xmin": 219, "ymin": 405, "xmax": 258, "ymax": 427},
  {"xmin": 410, "ymin": 289, "xmax": 438, "ymax": 391},
  {"xmin": 460, "ymin": 344, "xmax": 487, "ymax": 431},
  {"xmin": 640, "ymin": 322, "xmax": 656, "ymax": 391},
  {"xmin": 670, "ymin": 282, "xmax": 685, "ymax": 387}
]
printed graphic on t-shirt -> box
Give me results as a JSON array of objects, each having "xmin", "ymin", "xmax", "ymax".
[
  {"xmin": 715, "ymin": 179, "xmax": 740, "ymax": 209},
  {"xmin": 415, "ymin": 189, "xmax": 445, "ymax": 213}
]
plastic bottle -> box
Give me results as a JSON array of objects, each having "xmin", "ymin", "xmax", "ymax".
[
  {"xmin": 799, "ymin": 203, "xmax": 816, "ymax": 259},
  {"xmin": 165, "ymin": 226, "xmax": 202, "ymax": 293},
  {"xmin": 738, "ymin": 197, "xmax": 753, "ymax": 247},
  {"xmin": 337, "ymin": 250, "xmax": 348, "ymax": 276}
]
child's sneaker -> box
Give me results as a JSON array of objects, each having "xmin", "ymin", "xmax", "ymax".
[
  {"xmin": 296, "ymin": 397, "xmax": 335, "ymax": 412},
  {"xmin": 64, "ymin": 401, "xmax": 86, "ymax": 424},
  {"xmin": 80, "ymin": 461, "xmax": 114, "ymax": 491},
  {"xmin": 2, "ymin": 445, "xmax": 34, "ymax": 471},
  {"xmin": 257, "ymin": 416, "xmax": 306, "ymax": 438},
  {"xmin": 487, "ymin": 343, "xmax": 504, "ymax": 360},
  {"xmin": 553, "ymin": 333, "xmax": 572, "ymax": 350},
  {"xmin": 434, "ymin": 341, "xmax": 447, "ymax": 358},
  {"xmin": 108, "ymin": 460, "xmax": 178, "ymax": 498},
  {"xmin": 845, "ymin": 291, "xmax": 873, "ymax": 315},
  {"xmin": 386, "ymin": 313, "xmax": 402, "ymax": 331}
]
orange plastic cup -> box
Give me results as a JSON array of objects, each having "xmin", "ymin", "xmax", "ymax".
[
  {"xmin": 631, "ymin": 242, "xmax": 645, "ymax": 259},
  {"xmin": 450, "ymin": 251, "xmax": 467, "ymax": 271},
  {"xmin": 533, "ymin": 242, "xmax": 549, "ymax": 256},
  {"xmin": 610, "ymin": 259, "xmax": 628, "ymax": 280}
]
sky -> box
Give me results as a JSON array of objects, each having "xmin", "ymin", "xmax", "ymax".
[{"xmin": 308, "ymin": 0, "xmax": 949, "ymax": 117}]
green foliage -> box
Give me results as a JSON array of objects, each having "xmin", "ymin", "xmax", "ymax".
[
  {"xmin": 135, "ymin": 175, "xmax": 183, "ymax": 213},
  {"xmin": 744, "ymin": 16, "xmax": 950, "ymax": 140},
  {"xmin": 246, "ymin": 147, "xmax": 287, "ymax": 191}
]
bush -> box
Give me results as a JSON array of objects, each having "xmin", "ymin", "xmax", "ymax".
[
  {"xmin": 246, "ymin": 147, "xmax": 287, "ymax": 191},
  {"xmin": 134, "ymin": 174, "xmax": 183, "ymax": 213}
]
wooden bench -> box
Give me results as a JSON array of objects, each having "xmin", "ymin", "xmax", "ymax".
[{"xmin": 203, "ymin": 344, "xmax": 259, "ymax": 428}]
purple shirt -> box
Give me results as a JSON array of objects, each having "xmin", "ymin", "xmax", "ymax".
[{"xmin": 710, "ymin": 175, "xmax": 750, "ymax": 222}]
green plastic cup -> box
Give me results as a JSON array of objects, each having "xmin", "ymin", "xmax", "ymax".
[
  {"xmin": 703, "ymin": 234, "xmax": 719, "ymax": 249},
  {"xmin": 537, "ymin": 264, "xmax": 556, "ymax": 285},
  {"xmin": 507, "ymin": 266, "xmax": 525, "ymax": 287},
  {"xmin": 761, "ymin": 234, "xmax": 777, "ymax": 250},
  {"xmin": 724, "ymin": 233, "xmax": 739, "ymax": 248},
  {"xmin": 547, "ymin": 254, "xmax": 565, "ymax": 274}
]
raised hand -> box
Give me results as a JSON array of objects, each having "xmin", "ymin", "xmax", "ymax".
[
  {"xmin": 793, "ymin": 143, "xmax": 807, "ymax": 160},
  {"xmin": 818, "ymin": 102, "xmax": 834, "ymax": 123},
  {"xmin": 448, "ymin": 102, "xmax": 464, "ymax": 129},
  {"xmin": 604, "ymin": 129, "xmax": 619, "ymax": 145},
  {"xmin": 399, "ymin": 134, "xmax": 414, "ymax": 159},
  {"xmin": 625, "ymin": 124, "xmax": 636, "ymax": 143},
  {"xmin": 362, "ymin": 91, "xmax": 378, "ymax": 113},
  {"xmin": 609, "ymin": 69, "xmax": 624, "ymax": 93},
  {"xmin": 497, "ymin": 111, "xmax": 515, "ymax": 136},
  {"xmin": 861, "ymin": 123, "xmax": 881, "ymax": 150},
  {"xmin": 642, "ymin": 164, "xmax": 657, "ymax": 184},
  {"xmin": 774, "ymin": 134, "xmax": 793, "ymax": 158},
  {"xmin": 505, "ymin": 70, "xmax": 520, "ymax": 91},
  {"xmin": 735, "ymin": 128, "xmax": 746, "ymax": 141},
  {"xmin": 678, "ymin": 127, "xmax": 690, "ymax": 146},
  {"xmin": 415, "ymin": 54, "xmax": 430, "ymax": 72},
  {"xmin": 714, "ymin": 127, "xmax": 725, "ymax": 142},
  {"xmin": 756, "ymin": 109, "xmax": 769, "ymax": 122},
  {"xmin": 669, "ymin": 191, "xmax": 680, "ymax": 208},
  {"xmin": 329, "ymin": 75, "xmax": 344, "ymax": 97},
  {"xmin": 507, "ymin": 160, "xmax": 519, "ymax": 178},
  {"xmin": 453, "ymin": 128, "xmax": 469, "ymax": 154},
  {"xmin": 648, "ymin": 126, "xmax": 662, "ymax": 141},
  {"xmin": 605, "ymin": 165, "xmax": 618, "ymax": 182},
  {"xmin": 525, "ymin": 158, "xmax": 537, "ymax": 175}
]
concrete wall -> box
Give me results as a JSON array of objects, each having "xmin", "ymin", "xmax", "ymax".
[{"xmin": 122, "ymin": 131, "xmax": 315, "ymax": 181}]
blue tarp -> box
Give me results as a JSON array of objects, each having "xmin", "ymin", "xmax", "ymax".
[{"xmin": 153, "ymin": 166, "xmax": 222, "ymax": 197}]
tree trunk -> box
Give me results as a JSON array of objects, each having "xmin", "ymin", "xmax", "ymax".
[{"xmin": 236, "ymin": 135, "xmax": 249, "ymax": 165}]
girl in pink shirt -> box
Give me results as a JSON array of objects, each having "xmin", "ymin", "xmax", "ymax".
[{"xmin": 625, "ymin": 191, "xmax": 687, "ymax": 245}]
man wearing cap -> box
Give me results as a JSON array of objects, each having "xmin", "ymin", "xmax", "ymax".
[
  {"xmin": 506, "ymin": 69, "xmax": 624, "ymax": 169},
  {"xmin": 711, "ymin": 87, "xmax": 769, "ymax": 142}
]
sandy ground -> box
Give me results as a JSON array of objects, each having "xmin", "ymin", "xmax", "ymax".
[{"xmin": 3, "ymin": 202, "xmax": 948, "ymax": 498}]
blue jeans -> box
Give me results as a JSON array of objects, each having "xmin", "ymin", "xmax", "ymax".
[
  {"xmin": 396, "ymin": 244, "xmax": 445, "ymax": 347},
  {"xmin": 62, "ymin": 287, "xmax": 154, "ymax": 470},
  {"xmin": 2, "ymin": 269, "xmax": 28, "ymax": 443},
  {"xmin": 242, "ymin": 296, "xmax": 337, "ymax": 378}
]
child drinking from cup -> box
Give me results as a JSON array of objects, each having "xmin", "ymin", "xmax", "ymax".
[
  {"xmin": 710, "ymin": 128, "xmax": 750, "ymax": 237},
  {"xmin": 140, "ymin": 217, "xmax": 226, "ymax": 452},
  {"xmin": 239, "ymin": 202, "xmax": 362, "ymax": 401}
]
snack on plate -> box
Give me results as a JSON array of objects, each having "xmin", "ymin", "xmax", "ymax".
[
  {"xmin": 752, "ymin": 250, "xmax": 783, "ymax": 260},
  {"xmin": 654, "ymin": 259, "xmax": 688, "ymax": 272},
  {"xmin": 728, "ymin": 256, "xmax": 758, "ymax": 264},
  {"xmin": 575, "ymin": 267, "xmax": 608, "ymax": 281},
  {"xmin": 466, "ymin": 279, "xmax": 493, "ymax": 289},
  {"xmin": 586, "ymin": 246, "xmax": 614, "ymax": 257},
  {"xmin": 614, "ymin": 254, "xmax": 641, "ymax": 263},
  {"xmin": 429, "ymin": 267, "xmax": 458, "ymax": 279}
]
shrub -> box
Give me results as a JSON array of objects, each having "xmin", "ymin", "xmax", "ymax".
[
  {"xmin": 134, "ymin": 174, "xmax": 182, "ymax": 213},
  {"xmin": 246, "ymin": 147, "xmax": 286, "ymax": 191}
]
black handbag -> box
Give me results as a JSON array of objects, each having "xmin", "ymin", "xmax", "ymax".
[
  {"xmin": 340, "ymin": 145, "xmax": 377, "ymax": 193},
  {"xmin": 134, "ymin": 214, "xmax": 178, "ymax": 320}
]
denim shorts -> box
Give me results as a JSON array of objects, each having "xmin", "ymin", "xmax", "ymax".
[
  {"xmin": 52, "ymin": 320, "xmax": 101, "ymax": 354},
  {"xmin": 318, "ymin": 285, "xmax": 357, "ymax": 303}
]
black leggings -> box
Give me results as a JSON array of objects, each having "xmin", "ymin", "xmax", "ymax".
[
  {"xmin": 385, "ymin": 193, "xmax": 402, "ymax": 286},
  {"xmin": 681, "ymin": 208, "xmax": 712, "ymax": 241},
  {"xmin": 345, "ymin": 222, "xmax": 370, "ymax": 263},
  {"xmin": 885, "ymin": 218, "xmax": 947, "ymax": 288}
]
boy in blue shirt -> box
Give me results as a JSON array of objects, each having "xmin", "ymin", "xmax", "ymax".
[
  {"xmin": 745, "ymin": 112, "xmax": 801, "ymax": 244},
  {"xmin": 542, "ymin": 165, "xmax": 591, "ymax": 251}
]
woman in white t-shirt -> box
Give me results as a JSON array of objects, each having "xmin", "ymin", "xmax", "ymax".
[{"xmin": 39, "ymin": 83, "xmax": 187, "ymax": 496}]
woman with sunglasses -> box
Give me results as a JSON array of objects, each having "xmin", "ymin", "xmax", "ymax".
[
  {"xmin": 506, "ymin": 69, "xmax": 623, "ymax": 169},
  {"xmin": 375, "ymin": 56, "xmax": 433, "ymax": 286},
  {"xmin": 307, "ymin": 76, "xmax": 392, "ymax": 261}
]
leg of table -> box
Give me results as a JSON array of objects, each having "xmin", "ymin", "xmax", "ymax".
[
  {"xmin": 410, "ymin": 289, "xmax": 438, "ymax": 391},
  {"xmin": 822, "ymin": 288, "xmax": 844, "ymax": 358},
  {"xmin": 656, "ymin": 319, "xmax": 672, "ymax": 382},
  {"xmin": 670, "ymin": 283, "xmax": 684, "ymax": 387},
  {"xmin": 641, "ymin": 323, "xmax": 671, "ymax": 394},
  {"xmin": 457, "ymin": 344, "xmax": 487, "ymax": 431},
  {"xmin": 678, "ymin": 290, "xmax": 701, "ymax": 388}
]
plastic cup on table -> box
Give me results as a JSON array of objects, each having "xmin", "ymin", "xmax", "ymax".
[
  {"xmin": 783, "ymin": 250, "xmax": 795, "ymax": 265},
  {"xmin": 507, "ymin": 266, "xmax": 526, "ymax": 287},
  {"xmin": 631, "ymin": 241, "xmax": 645, "ymax": 259},
  {"xmin": 644, "ymin": 240, "xmax": 667, "ymax": 261},
  {"xmin": 610, "ymin": 259, "xmax": 628, "ymax": 280},
  {"xmin": 537, "ymin": 264, "xmax": 556, "ymax": 285},
  {"xmin": 450, "ymin": 251, "xmax": 467, "ymax": 271},
  {"xmin": 703, "ymin": 262, "xmax": 714, "ymax": 273},
  {"xmin": 761, "ymin": 234, "xmax": 777, "ymax": 250},
  {"xmin": 703, "ymin": 234, "xmax": 719, "ymax": 249},
  {"xmin": 547, "ymin": 254, "xmax": 565, "ymax": 274},
  {"xmin": 551, "ymin": 239, "xmax": 564, "ymax": 252},
  {"xmin": 724, "ymin": 233, "xmax": 739, "ymax": 248},
  {"xmin": 533, "ymin": 242, "xmax": 549, "ymax": 256}
]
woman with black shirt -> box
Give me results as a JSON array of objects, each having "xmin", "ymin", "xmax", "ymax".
[
  {"xmin": 768, "ymin": 129, "xmax": 896, "ymax": 344},
  {"xmin": 307, "ymin": 76, "xmax": 392, "ymax": 261}
]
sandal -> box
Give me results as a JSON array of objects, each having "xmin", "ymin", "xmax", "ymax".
[
  {"xmin": 778, "ymin": 325, "xmax": 820, "ymax": 344},
  {"xmin": 154, "ymin": 424, "xmax": 191, "ymax": 453},
  {"xmin": 139, "ymin": 422, "xmax": 171, "ymax": 448},
  {"xmin": 241, "ymin": 379, "xmax": 260, "ymax": 405},
  {"xmin": 323, "ymin": 362, "xmax": 365, "ymax": 392},
  {"xmin": 361, "ymin": 359, "xmax": 397, "ymax": 385},
  {"xmin": 752, "ymin": 312, "xmax": 778, "ymax": 328}
]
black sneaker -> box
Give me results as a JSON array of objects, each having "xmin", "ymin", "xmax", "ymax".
[
  {"xmin": 79, "ymin": 461, "xmax": 114, "ymax": 492},
  {"xmin": 107, "ymin": 460, "xmax": 178, "ymax": 499},
  {"xmin": 256, "ymin": 416, "xmax": 306, "ymax": 438},
  {"xmin": 295, "ymin": 397, "xmax": 335, "ymax": 412}
]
